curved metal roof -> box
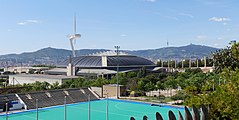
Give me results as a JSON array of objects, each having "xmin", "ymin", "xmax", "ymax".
[
  {"xmin": 60, "ymin": 56, "xmax": 102, "ymax": 67},
  {"xmin": 59, "ymin": 55, "xmax": 155, "ymax": 67},
  {"xmin": 107, "ymin": 56, "xmax": 155, "ymax": 66}
]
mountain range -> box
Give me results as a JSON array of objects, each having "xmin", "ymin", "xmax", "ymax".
[{"xmin": 0, "ymin": 44, "xmax": 218, "ymax": 66}]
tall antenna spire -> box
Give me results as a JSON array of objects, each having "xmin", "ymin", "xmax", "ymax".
[
  {"xmin": 67, "ymin": 14, "xmax": 81, "ymax": 57},
  {"xmin": 74, "ymin": 14, "xmax": 76, "ymax": 35},
  {"xmin": 167, "ymin": 40, "xmax": 169, "ymax": 47}
]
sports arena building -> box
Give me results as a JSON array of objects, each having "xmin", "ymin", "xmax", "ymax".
[{"xmin": 45, "ymin": 51, "xmax": 156, "ymax": 79}]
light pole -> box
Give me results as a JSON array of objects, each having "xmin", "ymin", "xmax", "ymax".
[
  {"xmin": 88, "ymin": 94, "xmax": 91, "ymax": 120},
  {"xmin": 64, "ymin": 96, "xmax": 67, "ymax": 120},
  {"xmin": 36, "ymin": 99, "xmax": 38, "ymax": 120},
  {"xmin": 6, "ymin": 103, "xmax": 8, "ymax": 120},
  {"xmin": 106, "ymin": 92, "xmax": 109, "ymax": 120},
  {"xmin": 114, "ymin": 46, "xmax": 120, "ymax": 99}
]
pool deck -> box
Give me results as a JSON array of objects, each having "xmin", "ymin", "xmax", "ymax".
[{"xmin": 118, "ymin": 97, "xmax": 184, "ymax": 109}]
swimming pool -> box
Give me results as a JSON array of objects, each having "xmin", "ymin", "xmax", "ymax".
[{"xmin": 0, "ymin": 99, "xmax": 184, "ymax": 120}]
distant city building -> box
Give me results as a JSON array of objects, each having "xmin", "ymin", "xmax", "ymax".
[{"xmin": 4, "ymin": 67, "xmax": 49, "ymax": 74}]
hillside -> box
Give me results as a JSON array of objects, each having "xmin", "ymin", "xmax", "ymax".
[
  {"xmin": 127, "ymin": 44, "xmax": 217, "ymax": 60},
  {"xmin": 0, "ymin": 44, "xmax": 218, "ymax": 66}
]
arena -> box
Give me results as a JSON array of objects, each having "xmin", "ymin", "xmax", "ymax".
[{"xmin": 46, "ymin": 52, "xmax": 156, "ymax": 79}]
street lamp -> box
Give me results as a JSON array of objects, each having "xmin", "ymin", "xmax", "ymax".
[{"xmin": 114, "ymin": 45, "xmax": 120, "ymax": 99}]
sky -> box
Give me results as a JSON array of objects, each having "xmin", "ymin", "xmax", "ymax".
[{"xmin": 0, "ymin": 0, "xmax": 238, "ymax": 55}]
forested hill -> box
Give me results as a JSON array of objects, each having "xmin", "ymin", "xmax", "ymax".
[
  {"xmin": 0, "ymin": 44, "xmax": 218, "ymax": 66},
  {"xmin": 126, "ymin": 44, "xmax": 218, "ymax": 60}
]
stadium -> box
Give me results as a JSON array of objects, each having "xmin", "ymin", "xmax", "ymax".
[{"xmin": 46, "ymin": 51, "xmax": 156, "ymax": 79}]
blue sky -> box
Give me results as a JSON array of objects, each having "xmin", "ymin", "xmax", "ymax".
[{"xmin": 0, "ymin": 0, "xmax": 238, "ymax": 55}]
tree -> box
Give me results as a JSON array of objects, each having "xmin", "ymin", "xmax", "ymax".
[
  {"xmin": 145, "ymin": 74, "xmax": 159, "ymax": 84},
  {"xmin": 212, "ymin": 41, "xmax": 239, "ymax": 72},
  {"xmin": 144, "ymin": 81, "xmax": 155, "ymax": 92},
  {"xmin": 91, "ymin": 78, "xmax": 109, "ymax": 87},
  {"xmin": 137, "ymin": 67, "xmax": 147, "ymax": 78},
  {"xmin": 156, "ymin": 81, "xmax": 165, "ymax": 90},
  {"xmin": 185, "ymin": 68, "xmax": 239, "ymax": 119},
  {"xmin": 126, "ymin": 79, "xmax": 138, "ymax": 91},
  {"xmin": 50, "ymin": 82, "xmax": 60, "ymax": 89},
  {"xmin": 156, "ymin": 60, "xmax": 162, "ymax": 66},
  {"xmin": 164, "ymin": 76, "xmax": 178, "ymax": 90},
  {"xmin": 137, "ymin": 79, "xmax": 146, "ymax": 92},
  {"xmin": 126, "ymin": 72, "xmax": 137, "ymax": 78}
]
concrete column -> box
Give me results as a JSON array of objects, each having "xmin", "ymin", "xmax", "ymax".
[
  {"xmin": 204, "ymin": 56, "xmax": 207, "ymax": 67},
  {"xmin": 182, "ymin": 60, "xmax": 184, "ymax": 68},
  {"xmin": 196, "ymin": 58, "xmax": 199, "ymax": 68}
]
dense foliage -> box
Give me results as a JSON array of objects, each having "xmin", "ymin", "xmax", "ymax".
[
  {"xmin": 185, "ymin": 41, "xmax": 239, "ymax": 119},
  {"xmin": 212, "ymin": 41, "xmax": 239, "ymax": 72},
  {"xmin": 185, "ymin": 68, "xmax": 239, "ymax": 119}
]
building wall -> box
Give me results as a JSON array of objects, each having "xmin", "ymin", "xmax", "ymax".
[
  {"xmin": 4, "ymin": 67, "xmax": 49, "ymax": 74},
  {"xmin": 91, "ymin": 87, "xmax": 102, "ymax": 98},
  {"xmin": 146, "ymin": 89, "xmax": 179, "ymax": 97},
  {"xmin": 8, "ymin": 76, "xmax": 63, "ymax": 85},
  {"xmin": 102, "ymin": 85, "xmax": 126, "ymax": 98},
  {"xmin": 102, "ymin": 56, "xmax": 107, "ymax": 67}
]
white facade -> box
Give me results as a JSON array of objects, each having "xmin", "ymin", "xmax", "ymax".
[
  {"xmin": 9, "ymin": 74, "xmax": 78, "ymax": 85},
  {"xmin": 4, "ymin": 67, "xmax": 49, "ymax": 74}
]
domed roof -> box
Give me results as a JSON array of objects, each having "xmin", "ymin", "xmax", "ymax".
[
  {"xmin": 107, "ymin": 56, "xmax": 155, "ymax": 66},
  {"xmin": 60, "ymin": 55, "xmax": 155, "ymax": 68},
  {"xmin": 60, "ymin": 56, "xmax": 102, "ymax": 67}
]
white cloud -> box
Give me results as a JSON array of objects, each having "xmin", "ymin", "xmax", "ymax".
[
  {"xmin": 120, "ymin": 34, "xmax": 127, "ymax": 37},
  {"xmin": 209, "ymin": 17, "xmax": 231, "ymax": 22},
  {"xmin": 145, "ymin": 0, "xmax": 156, "ymax": 3},
  {"xmin": 17, "ymin": 19, "xmax": 40, "ymax": 25},
  {"xmin": 166, "ymin": 16, "xmax": 179, "ymax": 21},
  {"xmin": 18, "ymin": 22, "xmax": 26, "ymax": 25},
  {"xmin": 214, "ymin": 43, "xmax": 219, "ymax": 47},
  {"xmin": 153, "ymin": 12, "xmax": 179, "ymax": 21},
  {"xmin": 196, "ymin": 35, "xmax": 208, "ymax": 41},
  {"xmin": 178, "ymin": 13, "xmax": 194, "ymax": 18},
  {"xmin": 222, "ymin": 22, "xmax": 228, "ymax": 25},
  {"xmin": 26, "ymin": 20, "xmax": 39, "ymax": 23}
]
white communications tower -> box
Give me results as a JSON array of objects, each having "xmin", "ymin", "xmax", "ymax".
[{"xmin": 67, "ymin": 15, "xmax": 81, "ymax": 57}]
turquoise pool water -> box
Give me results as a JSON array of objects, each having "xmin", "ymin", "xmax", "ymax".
[{"xmin": 0, "ymin": 99, "xmax": 184, "ymax": 120}]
